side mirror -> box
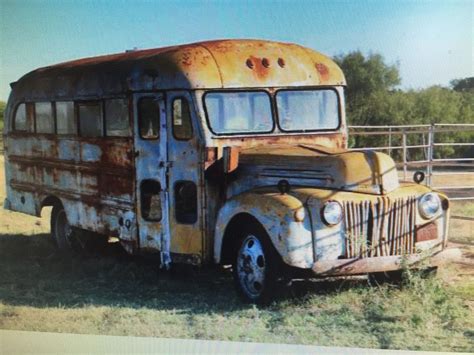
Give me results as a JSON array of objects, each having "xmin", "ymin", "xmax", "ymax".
[{"xmin": 223, "ymin": 146, "xmax": 239, "ymax": 174}]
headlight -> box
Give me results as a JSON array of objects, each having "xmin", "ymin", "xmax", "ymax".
[
  {"xmin": 419, "ymin": 192, "xmax": 441, "ymax": 219},
  {"xmin": 321, "ymin": 201, "xmax": 343, "ymax": 226}
]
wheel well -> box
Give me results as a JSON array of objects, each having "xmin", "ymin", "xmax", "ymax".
[
  {"xmin": 40, "ymin": 195, "xmax": 63, "ymax": 216},
  {"xmin": 220, "ymin": 213, "xmax": 268, "ymax": 265}
]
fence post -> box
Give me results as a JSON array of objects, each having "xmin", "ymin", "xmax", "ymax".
[
  {"xmin": 388, "ymin": 127, "xmax": 392, "ymax": 157},
  {"xmin": 427, "ymin": 123, "xmax": 435, "ymax": 186},
  {"xmin": 402, "ymin": 129, "xmax": 407, "ymax": 181}
]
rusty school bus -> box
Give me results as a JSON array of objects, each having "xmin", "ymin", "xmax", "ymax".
[{"xmin": 3, "ymin": 40, "xmax": 450, "ymax": 303}]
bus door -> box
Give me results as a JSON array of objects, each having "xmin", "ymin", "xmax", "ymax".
[
  {"xmin": 133, "ymin": 93, "xmax": 171, "ymax": 267},
  {"xmin": 166, "ymin": 91, "xmax": 203, "ymax": 263}
]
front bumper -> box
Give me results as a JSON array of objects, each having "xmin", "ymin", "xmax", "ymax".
[{"xmin": 311, "ymin": 246, "xmax": 457, "ymax": 276}]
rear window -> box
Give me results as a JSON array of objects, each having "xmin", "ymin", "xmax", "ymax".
[
  {"xmin": 138, "ymin": 97, "xmax": 160, "ymax": 139},
  {"xmin": 172, "ymin": 98, "xmax": 193, "ymax": 140},
  {"xmin": 35, "ymin": 102, "xmax": 54, "ymax": 134},
  {"xmin": 14, "ymin": 103, "xmax": 27, "ymax": 131},
  {"xmin": 78, "ymin": 102, "xmax": 103, "ymax": 137}
]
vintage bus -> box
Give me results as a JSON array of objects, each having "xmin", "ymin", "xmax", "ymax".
[{"xmin": 3, "ymin": 40, "xmax": 450, "ymax": 303}]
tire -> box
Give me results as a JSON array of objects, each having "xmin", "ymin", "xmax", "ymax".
[
  {"xmin": 51, "ymin": 205, "xmax": 81, "ymax": 252},
  {"xmin": 232, "ymin": 226, "xmax": 281, "ymax": 304}
]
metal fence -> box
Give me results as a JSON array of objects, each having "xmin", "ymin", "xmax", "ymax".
[{"xmin": 349, "ymin": 123, "xmax": 474, "ymax": 201}]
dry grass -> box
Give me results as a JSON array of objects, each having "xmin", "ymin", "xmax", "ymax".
[{"xmin": 0, "ymin": 155, "xmax": 473, "ymax": 351}]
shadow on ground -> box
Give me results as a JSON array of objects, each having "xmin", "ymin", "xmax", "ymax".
[{"xmin": 0, "ymin": 233, "xmax": 368, "ymax": 312}]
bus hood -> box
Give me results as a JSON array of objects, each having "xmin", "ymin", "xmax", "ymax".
[{"xmin": 235, "ymin": 145, "xmax": 400, "ymax": 195}]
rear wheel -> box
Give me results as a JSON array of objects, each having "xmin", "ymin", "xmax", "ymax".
[
  {"xmin": 51, "ymin": 206, "xmax": 73, "ymax": 250},
  {"xmin": 51, "ymin": 206, "xmax": 82, "ymax": 252},
  {"xmin": 233, "ymin": 228, "xmax": 281, "ymax": 304}
]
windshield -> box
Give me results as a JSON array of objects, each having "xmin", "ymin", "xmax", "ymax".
[
  {"xmin": 276, "ymin": 89, "xmax": 340, "ymax": 131},
  {"xmin": 204, "ymin": 91, "xmax": 273, "ymax": 134}
]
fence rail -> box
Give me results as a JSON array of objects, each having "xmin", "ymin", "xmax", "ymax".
[{"xmin": 348, "ymin": 123, "xmax": 474, "ymax": 201}]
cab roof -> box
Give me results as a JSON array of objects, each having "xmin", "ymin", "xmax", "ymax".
[{"xmin": 11, "ymin": 39, "xmax": 346, "ymax": 100}]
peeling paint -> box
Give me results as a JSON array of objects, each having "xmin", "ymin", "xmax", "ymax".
[{"xmin": 3, "ymin": 39, "xmax": 448, "ymax": 278}]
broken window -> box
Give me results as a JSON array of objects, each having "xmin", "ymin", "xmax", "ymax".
[
  {"xmin": 174, "ymin": 181, "xmax": 197, "ymax": 224},
  {"xmin": 56, "ymin": 101, "xmax": 76, "ymax": 135},
  {"xmin": 35, "ymin": 102, "xmax": 54, "ymax": 134},
  {"xmin": 172, "ymin": 98, "xmax": 193, "ymax": 140},
  {"xmin": 78, "ymin": 102, "xmax": 103, "ymax": 137},
  {"xmin": 105, "ymin": 98, "xmax": 130, "ymax": 137},
  {"xmin": 141, "ymin": 180, "xmax": 162, "ymax": 221},
  {"xmin": 138, "ymin": 97, "xmax": 159, "ymax": 139}
]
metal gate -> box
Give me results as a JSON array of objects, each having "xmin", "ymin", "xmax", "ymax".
[{"xmin": 348, "ymin": 123, "xmax": 474, "ymax": 201}]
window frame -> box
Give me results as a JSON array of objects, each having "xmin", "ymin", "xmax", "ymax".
[
  {"xmin": 76, "ymin": 100, "xmax": 104, "ymax": 138},
  {"xmin": 140, "ymin": 179, "xmax": 163, "ymax": 222},
  {"xmin": 274, "ymin": 87, "xmax": 342, "ymax": 133},
  {"xmin": 173, "ymin": 180, "xmax": 198, "ymax": 225},
  {"xmin": 12, "ymin": 102, "xmax": 28, "ymax": 132},
  {"xmin": 137, "ymin": 96, "xmax": 160, "ymax": 140},
  {"xmin": 171, "ymin": 96, "xmax": 194, "ymax": 141},
  {"xmin": 104, "ymin": 97, "xmax": 132, "ymax": 138},
  {"xmin": 202, "ymin": 89, "xmax": 275, "ymax": 136},
  {"xmin": 34, "ymin": 101, "xmax": 56, "ymax": 135},
  {"xmin": 55, "ymin": 100, "xmax": 77, "ymax": 136}
]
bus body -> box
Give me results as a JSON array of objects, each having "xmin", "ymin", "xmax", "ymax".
[{"xmin": 3, "ymin": 40, "xmax": 450, "ymax": 302}]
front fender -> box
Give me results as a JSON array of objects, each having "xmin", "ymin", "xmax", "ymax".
[{"xmin": 214, "ymin": 190, "xmax": 314, "ymax": 268}]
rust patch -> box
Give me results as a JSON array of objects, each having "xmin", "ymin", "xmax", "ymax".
[
  {"xmin": 416, "ymin": 222, "xmax": 438, "ymax": 242},
  {"xmin": 248, "ymin": 55, "xmax": 270, "ymax": 80},
  {"xmin": 315, "ymin": 63, "xmax": 330, "ymax": 82}
]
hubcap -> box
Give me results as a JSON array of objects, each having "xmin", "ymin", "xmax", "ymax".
[{"xmin": 237, "ymin": 235, "xmax": 266, "ymax": 298}]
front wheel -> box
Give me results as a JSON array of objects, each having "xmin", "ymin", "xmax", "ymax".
[{"xmin": 233, "ymin": 230, "xmax": 280, "ymax": 304}]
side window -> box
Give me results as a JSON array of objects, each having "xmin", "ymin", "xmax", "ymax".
[
  {"xmin": 141, "ymin": 180, "xmax": 162, "ymax": 221},
  {"xmin": 78, "ymin": 101, "xmax": 103, "ymax": 137},
  {"xmin": 35, "ymin": 102, "xmax": 54, "ymax": 134},
  {"xmin": 14, "ymin": 103, "xmax": 27, "ymax": 131},
  {"xmin": 138, "ymin": 97, "xmax": 159, "ymax": 139},
  {"xmin": 105, "ymin": 98, "xmax": 130, "ymax": 137},
  {"xmin": 172, "ymin": 98, "xmax": 193, "ymax": 140},
  {"xmin": 56, "ymin": 101, "xmax": 76, "ymax": 135},
  {"xmin": 174, "ymin": 181, "xmax": 197, "ymax": 224}
]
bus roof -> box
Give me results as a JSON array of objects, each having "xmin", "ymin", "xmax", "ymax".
[{"xmin": 11, "ymin": 39, "xmax": 346, "ymax": 100}]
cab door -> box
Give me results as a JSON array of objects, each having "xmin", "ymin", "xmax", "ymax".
[
  {"xmin": 166, "ymin": 91, "xmax": 203, "ymax": 262},
  {"xmin": 133, "ymin": 93, "xmax": 171, "ymax": 266}
]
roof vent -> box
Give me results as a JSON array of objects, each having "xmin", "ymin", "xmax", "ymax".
[
  {"xmin": 125, "ymin": 47, "xmax": 138, "ymax": 53},
  {"xmin": 246, "ymin": 58, "xmax": 254, "ymax": 69}
]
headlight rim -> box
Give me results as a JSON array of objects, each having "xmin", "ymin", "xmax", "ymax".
[
  {"xmin": 321, "ymin": 200, "xmax": 343, "ymax": 226},
  {"xmin": 418, "ymin": 192, "xmax": 441, "ymax": 220}
]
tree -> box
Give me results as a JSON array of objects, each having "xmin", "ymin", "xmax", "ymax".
[
  {"xmin": 334, "ymin": 52, "xmax": 474, "ymax": 159},
  {"xmin": 450, "ymin": 77, "xmax": 474, "ymax": 93},
  {"xmin": 0, "ymin": 101, "xmax": 6, "ymax": 131},
  {"xmin": 333, "ymin": 51, "xmax": 401, "ymax": 126}
]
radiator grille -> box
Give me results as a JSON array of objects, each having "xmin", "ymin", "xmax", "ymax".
[{"xmin": 343, "ymin": 196, "xmax": 417, "ymax": 258}]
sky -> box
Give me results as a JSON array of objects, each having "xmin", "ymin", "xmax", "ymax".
[{"xmin": 0, "ymin": 0, "xmax": 472, "ymax": 101}]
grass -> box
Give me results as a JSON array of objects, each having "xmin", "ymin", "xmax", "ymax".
[
  {"xmin": 0, "ymin": 158, "xmax": 473, "ymax": 351},
  {"xmin": 450, "ymin": 201, "xmax": 474, "ymax": 245}
]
